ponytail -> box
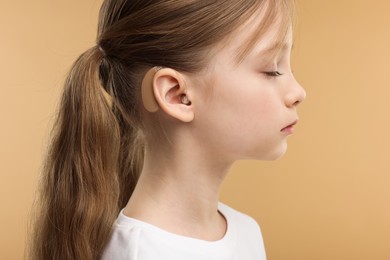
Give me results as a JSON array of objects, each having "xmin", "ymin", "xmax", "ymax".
[{"xmin": 28, "ymin": 46, "xmax": 142, "ymax": 259}]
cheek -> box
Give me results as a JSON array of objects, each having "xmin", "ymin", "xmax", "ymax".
[
  {"xmin": 229, "ymin": 91, "xmax": 280, "ymax": 144},
  {"xmin": 195, "ymin": 68, "xmax": 281, "ymax": 158},
  {"xmin": 199, "ymin": 77, "xmax": 282, "ymax": 156},
  {"xmin": 242, "ymin": 91, "xmax": 279, "ymax": 122},
  {"xmin": 227, "ymin": 95, "xmax": 286, "ymax": 160}
]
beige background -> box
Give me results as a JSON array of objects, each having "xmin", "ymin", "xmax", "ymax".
[{"xmin": 1, "ymin": 1, "xmax": 389, "ymax": 259}]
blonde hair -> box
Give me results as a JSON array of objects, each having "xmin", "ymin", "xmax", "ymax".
[{"xmin": 27, "ymin": 0, "xmax": 293, "ymax": 259}]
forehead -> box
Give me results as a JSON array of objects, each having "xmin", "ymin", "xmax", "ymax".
[
  {"xmin": 208, "ymin": 3, "xmax": 291, "ymax": 68},
  {"xmin": 250, "ymin": 26, "xmax": 292, "ymax": 59},
  {"xmin": 209, "ymin": 16, "xmax": 291, "ymax": 69}
]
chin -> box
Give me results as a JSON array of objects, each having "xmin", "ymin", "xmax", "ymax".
[{"xmin": 256, "ymin": 142, "xmax": 288, "ymax": 161}]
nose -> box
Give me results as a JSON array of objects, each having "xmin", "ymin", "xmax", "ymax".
[{"xmin": 285, "ymin": 77, "xmax": 306, "ymax": 108}]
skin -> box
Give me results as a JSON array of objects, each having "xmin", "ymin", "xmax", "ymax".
[{"xmin": 124, "ymin": 13, "xmax": 306, "ymax": 241}]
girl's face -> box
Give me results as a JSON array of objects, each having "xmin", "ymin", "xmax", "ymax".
[{"xmin": 191, "ymin": 21, "xmax": 306, "ymax": 162}]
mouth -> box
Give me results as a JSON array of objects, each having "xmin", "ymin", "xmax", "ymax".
[{"xmin": 281, "ymin": 119, "xmax": 298, "ymax": 133}]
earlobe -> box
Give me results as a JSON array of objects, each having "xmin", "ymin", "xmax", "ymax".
[{"xmin": 141, "ymin": 67, "xmax": 194, "ymax": 122}]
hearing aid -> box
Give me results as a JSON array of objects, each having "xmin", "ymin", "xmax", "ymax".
[
  {"xmin": 141, "ymin": 66, "xmax": 161, "ymax": 112},
  {"xmin": 180, "ymin": 94, "xmax": 191, "ymax": 106}
]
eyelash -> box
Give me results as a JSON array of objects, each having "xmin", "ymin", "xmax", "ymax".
[{"xmin": 264, "ymin": 71, "xmax": 283, "ymax": 78}]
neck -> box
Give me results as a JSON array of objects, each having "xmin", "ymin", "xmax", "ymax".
[{"xmin": 124, "ymin": 138, "xmax": 233, "ymax": 241}]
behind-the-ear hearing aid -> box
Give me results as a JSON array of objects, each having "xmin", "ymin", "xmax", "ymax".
[{"xmin": 141, "ymin": 66, "xmax": 161, "ymax": 112}]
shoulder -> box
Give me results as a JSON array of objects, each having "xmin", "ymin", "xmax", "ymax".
[
  {"xmin": 101, "ymin": 211, "xmax": 142, "ymax": 259},
  {"xmin": 218, "ymin": 202, "xmax": 267, "ymax": 259},
  {"xmin": 102, "ymin": 209, "xmax": 178, "ymax": 259},
  {"xmin": 218, "ymin": 202, "xmax": 261, "ymax": 231},
  {"xmin": 102, "ymin": 204, "xmax": 267, "ymax": 260}
]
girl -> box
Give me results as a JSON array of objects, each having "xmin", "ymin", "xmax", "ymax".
[{"xmin": 29, "ymin": 0, "xmax": 305, "ymax": 259}]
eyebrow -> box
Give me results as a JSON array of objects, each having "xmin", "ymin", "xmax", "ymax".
[{"xmin": 260, "ymin": 41, "xmax": 291, "ymax": 56}]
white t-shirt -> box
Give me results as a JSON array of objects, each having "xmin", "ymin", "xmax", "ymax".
[{"xmin": 101, "ymin": 203, "xmax": 266, "ymax": 260}]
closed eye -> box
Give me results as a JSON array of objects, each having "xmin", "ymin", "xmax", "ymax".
[{"xmin": 264, "ymin": 71, "xmax": 283, "ymax": 77}]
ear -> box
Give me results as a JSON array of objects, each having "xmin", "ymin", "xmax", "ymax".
[{"xmin": 152, "ymin": 68, "xmax": 194, "ymax": 123}]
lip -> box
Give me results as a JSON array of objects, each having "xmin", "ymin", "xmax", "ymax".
[{"xmin": 281, "ymin": 119, "xmax": 298, "ymax": 134}]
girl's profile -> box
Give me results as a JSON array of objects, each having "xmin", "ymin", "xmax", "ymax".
[{"xmin": 28, "ymin": 0, "xmax": 305, "ymax": 259}]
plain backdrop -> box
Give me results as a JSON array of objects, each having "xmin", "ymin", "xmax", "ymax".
[{"xmin": 1, "ymin": 1, "xmax": 389, "ymax": 259}]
